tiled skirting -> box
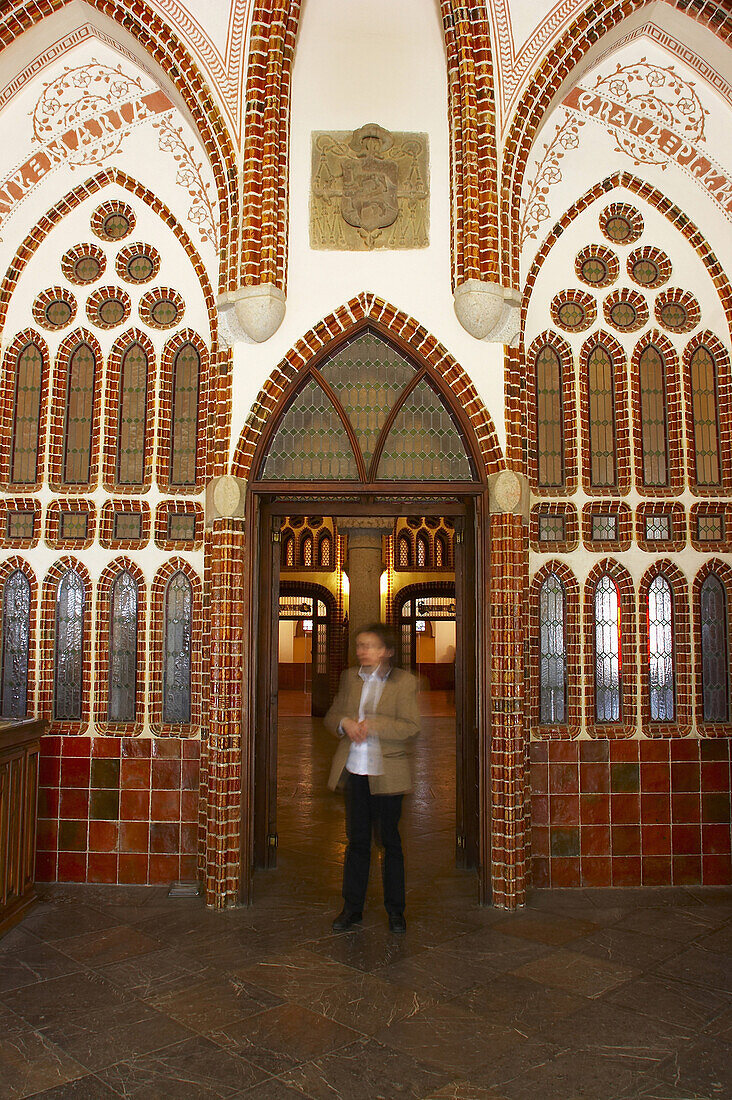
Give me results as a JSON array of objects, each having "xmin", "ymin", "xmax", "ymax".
[
  {"xmin": 35, "ymin": 735, "xmax": 200, "ymax": 885},
  {"xmin": 531, "ymin": 738, "xmax": 732, "ymax": 889}
]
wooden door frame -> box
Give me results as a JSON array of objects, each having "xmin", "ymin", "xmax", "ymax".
[{"xmin": 243, "ymin": 491, "xmax": 489, "ymax": 894}]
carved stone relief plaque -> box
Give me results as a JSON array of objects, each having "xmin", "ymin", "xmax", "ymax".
[{"xmin": 310, "ymin": 123, "xmax": 429, "ymax": 250}]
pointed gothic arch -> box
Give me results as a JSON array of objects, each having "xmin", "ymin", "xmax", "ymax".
[{"xmin": 233, "ymin": 294, "xmax": 503, "ymax": 484}]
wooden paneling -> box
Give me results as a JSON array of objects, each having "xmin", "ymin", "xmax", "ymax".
[{"xmin": 0, "ymin": 718, "xmax": 45, "ymax": 936}]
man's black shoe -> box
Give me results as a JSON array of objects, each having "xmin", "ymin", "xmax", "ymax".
[
  {"xmin": 388, "ymin": 912, "xmax": 407, "ymax": 934},
  {"xmin": 332, "ymin": 909, "xmax": 363, "ymax": 932}
]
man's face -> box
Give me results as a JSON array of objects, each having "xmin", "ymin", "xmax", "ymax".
[{"xmin": 356, "ymin": 632, "xmax": 391, "ymax": 671}]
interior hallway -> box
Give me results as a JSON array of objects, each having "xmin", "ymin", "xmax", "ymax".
[{"xmin": 1, "ymin": 691, "xmax": 730, "ymax": 1098}]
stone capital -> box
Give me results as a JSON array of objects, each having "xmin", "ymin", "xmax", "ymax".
[
  {"xmin": 453, "ymin": 279, "xmax": 521, "ymax": 345},
  {"xmin": 216, "ymin": 283, "xmax": 286, "ymax": 347},
  {"xmin": 206, "ymin": 475, "xmax": 247, "ymax": 526},
  {"xmin": 488, "ymin": 470, "xmax": 529, "ymax": 518}
]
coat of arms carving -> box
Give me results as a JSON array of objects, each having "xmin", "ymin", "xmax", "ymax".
[{"xmin": 310, "ymin": 123, "xmax": 428, "ymax": 250}]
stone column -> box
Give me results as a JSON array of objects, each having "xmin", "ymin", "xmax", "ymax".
[
  {"xmin": 487, "ymin": 471, "xmax": 529, "ymax": 910},
  {"xmin": 339, "ymin": 519, "xmax": 390, "ymax": 662},
  {"xmin": 204, "ymin": 478, "xmax": 248, "ymax": 908}
]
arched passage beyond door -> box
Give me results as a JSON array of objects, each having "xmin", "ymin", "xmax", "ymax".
[{"xmin": 234, "ymin": 301, "xmax": 507, "ymax": 906}]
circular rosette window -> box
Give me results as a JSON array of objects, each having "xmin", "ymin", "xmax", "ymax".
[
  {"xmin": 627, "ymin": 246, "xmax": 672, "ymax": 289},
  {"xmin": 655, "ymin": 289, "xmax": 700, "ymax": 334},
  {"xmin": 603, "ymin": 289, "xmax": 649, "ymax": 333},
  {"xmin": 33, "ymin": 288, "xmax": 77, "ymax": 331},
  {"xmin": 575, "ymin": 246, "xmax": 619, "ymax": 288},
  {"xmin": 61, "ymin": 244, "xmax": 106, "ymax": 286},
  {"xmin": 599, "ymin": 204, "xmax": 644, "ymax": 245},
  {"xmin": 139, "ymin": 288, "xmax": 185, "ymax": 329},
  {"xmin": 86, "ymin": 286, "xmax": 132, "ymax": 329},
  {"xmin": 551, "ymin": 291, "xmax": 596, "ymax": 333},
  {"xmin": 116, "ymin": 243, "xmax": 161, "ymax": 285},
  {"xmin": 91, "ymin": 201, "xmax": 136, "ymax": 242}
]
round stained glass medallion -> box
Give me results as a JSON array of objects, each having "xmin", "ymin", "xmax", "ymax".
[
  {"xmin": 45, "ymin": 299, "xmax": 73, "ymax": 327},
  {"xmin": 98, "ymin": 297, "xmax": 126, "ymax": 325},
  {"xmin": 87, "ymin": 286, "xmax": 131, "ymax": 329},
  {"xmin": 581, "ymin": 257, "xmax": 608, "ymax": 284},
  {"xmin": 628, "ymin": 248, "xmax": 671, "ymax": 288},
  {"xmin": 151, "ymin": 297, "xmax": 180, "ymax": 326},
  {"xmin": 102, "ymin": 212, "xmax": 131, "ymax": 240},
  {"xmin": 609, "ymin": 301, "xmax": 637, "ymax": 329},
  {"xmin": 558, "ymin": 301, "xmax": 586, "ymax": 329},
  {"xmin": 62, "ymin": 246, "xmax": 106, "ymax": 286},
  {"xmin": 91, "ymin": 202, "xmax": 136, "ymax": 242},
  {"xmin": 126, "ymin": 254, "xmax": 154, "ymax": 282},
  {"xmin": 116, "ymin": 244, "xmax": 160, "ymax": 285},
  {"xmin": 655, "ymin": 290, "xmax": 700, "ymax": 333},
  {"xmin": 599, "ymin": 204, "xmax": 644, "ymax": 245},
  {"xmin": 576, "ymin": 246, "xmax": 618, "ymax": 288}
]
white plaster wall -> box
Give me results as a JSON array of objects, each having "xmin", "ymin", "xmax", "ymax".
[{"xmin": 228, "ymin": 0, "xmax": 507, "ymax": 467}]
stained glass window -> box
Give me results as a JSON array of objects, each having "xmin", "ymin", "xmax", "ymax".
[
  {"xmin": 435, "ymin": 533, "xmax": 446, "ymax": 567},
  {"xmin": 169, "ymin": 343, "xmax": 200, "ymax": 487},
  {"xmin": 319, "ymin": 532, "xmax": 332, "ymax": 567},
  {"xmin": 0, "ymin": 571, "xmax": 30, "ymax": 718},
  {"xmin": 689, "ymin": 346, "xmax": 722, "ymax": 486},
  {"xmin": 54, "ymin": 570, "xmax": 84, "ymax": 720},
  {"xmin": 638, "ymin": 345, "xmax": 669, "ymax": 487},
  {"xmin": 587, "ymin": 343, "xmax": 617, "ymax": 487},
  {"xmin": 302, "ymin": 533, "xmax": 313, "ymax": 567},
  {"xmin": 318, "ymin": 331, "xmax": 413, "ymax": 466},
  {"xmin": 539, "ymin": 573, "xmax": 566, "ymax": 724},
  {"xmin": 262, "ymin": 379, "xmax": 358, "ymax": 480},
  {"xmin": 648, "ymin": 575, "xmax": 675, "ymax": 721},
  {"xmin": 535, "ymin": 344, "xmax": 564, "ymax": 488},
  {"xmin": 108, "ymin": 570, "xmax": 138, "ymax": 722},
  {"xmin": 282, "ymin": 532, "xmax": 295, "ymax": 567},
  {"xmin": 10, "ymin": 342, "xmax": 44, "ymax": 485},
  {"xmin": 538, "ymin": 514, "xmax": 565, "ymax": 542},
  {"xmin": 62, "ymin": 342, "xmax": 96, "ymax": 485},
  {"xmin": 163, "ymin": 571, "xmax": 192, "ymax": 723},
  {"xmin": 416, "ymin": 533, "xmax": 428, "ymax": 567},
  {"xmin": 398, "ymin": 534, "xmax": 411, "ymax": 567},
  {"xmin": 117, "ymin": 342, "xmax": 148, "ymax": 486},
  {"xmin": 594, "ymin": 575, "xmax": 621, "ymax": 722},
  {"xmin": 700, "ymin": 574, "xmax": 728, "ymax": 723},
  {"xmin": 378, "ymin": 378, "xmax": 472, "ymax": 480}
]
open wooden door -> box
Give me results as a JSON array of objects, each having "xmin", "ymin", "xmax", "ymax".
[
  {"xmin": 253, "ymin": 508, "xmax": 280, "ymax": 868},
  {"xmin": 454, "ymin": 504, "xmax": 479, "ymax": 869}
]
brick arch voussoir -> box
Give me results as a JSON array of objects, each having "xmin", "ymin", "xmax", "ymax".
[
  {"xmin": 231, "ymin": 293, "xmax": 504, "ymax": 480},
  {"xmin": 0, "ymin": 169, "xmax": 218, "ymax": 347},
  {"xmin": 1, "ymin": 0, "xmax": 238, "ymax": 290},
  {"xmin": 502, "ymin": 0, "xmax": 732, "ymax": 288}
]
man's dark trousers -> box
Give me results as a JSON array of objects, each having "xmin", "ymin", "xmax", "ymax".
[{"xmin": 343, "ymin": 772, "xmax": 405, "ymax": 916}]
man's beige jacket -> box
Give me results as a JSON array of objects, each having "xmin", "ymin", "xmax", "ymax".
[{"xmin": 324, "ymin": 666, "xmax": 420, "ymax": 795}]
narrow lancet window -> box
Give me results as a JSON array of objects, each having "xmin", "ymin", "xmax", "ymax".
[
  {"xmin": 587, "ymin": 342, "xmax": 617, "ymax": 487},
  {"xmin": 594, "ymin": 575, "xmax": 621, "ymax": 722},
  {"xmin": 10, "ymin": 341, "xmax": 44, "ymax": 485},
  {"xmin": 539, "ymin": 573, "xmax": 566, "ymax": 724},
  {"xmin": 1, "ymin": 570, "xmax": 31, "ymax": 718},
  {"xmin": 116, "ymin": 342, "xmax": 148, "ymax": 486},
  {"xmin": 108, "ymin": 570, "xmax": 138, "ymax": 722},
  {"xmin": 169, "ymin": 343, "xmax": 200, "ymax": 487},
  {"xmin": 62, "ymin": 343, "xmax": 96, "ymax": 485},
  {"xmin": 689, "ymin": 345, "xmax": 722, "ymax": 487},
  {"xmin": 648, "ymin": 574, "xmax": 675, "ymax": 721},
  {"xmin": 535, "ymin": 344, "xmax": 564, "ymax": 488},
  {"xmin": 54, "ymin": 570, "xmax": 84, "ymax": 720},
  {"xmin": 163, "ymin": 570, "xmax": 192, "ymax": 723},
  {"xmin": 700, "ymin": 574, "xmax": 728, "ymax": 722},
  {"xmin": 638, "ymin": 344, "xmax": 669, "ymax": 487}
]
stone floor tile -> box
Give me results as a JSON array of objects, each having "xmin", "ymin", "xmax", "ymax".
[
  {"xmin": 492, "ymin": 911, "xmax": 599, "ymax": 946},
  {"xmin": 567, "ymin": 927, "xmax": 681, "ymax": 970},
  {"xmin": 234, "ymin": 949, "xmax": 357, "ymax": 1001},
  {"xmin": 511, "ymin": 947, "xmax": 636, "ymax": 998},
  {"xmin": 143, "ymin": 974, "xmax": 283, "ymax": 1036},
  {"xmin": 2, "ymin": 971, "xmax": 132, "ymax": 1031},
  {"xmin": 0, "ymin": 1006, "xmax": 88, "ymax": 1099},
  {"xmin": 307, "ymin": 926, "xmax": 424, "ymax": 973},
  {"xmin": 532, "ymin": 999, "xmax": 697, "ymax": 1062},
  {"xmin": 0, "ymin": 936, "xmax": 81, "ymax": 995},
  {"xmin": 96, "ymin": 1036, "xmax": 267, "ymax": 1098},
  {"xmin": 53, "ymin": 925, "xmax": 161, "ymax": 968},
  {"xmin": 95, "ymin": 946, "xmax": 208, "ymax": 999},
  {"xmin": 449, "ymin": 972, "xmax": 587, "ymax": 1033},
  {"xmin": 25, "ymin": 1073, "xmax": 120, "ymax": 1098},
  {"xmin": 652, "ymin": 944, "xmax": 732, "ymax": 994},
  {"xmin": 498, "ymin": 1049, "xmax": 655, "ymax": 1100},
  {"xmin": 654, "ymin": 1035, "xmax": 732, "ymax": 1097},
  {"xmin": 605, "ymin": 974, "xmax": 731, "ymax": 1031},
  {"xmin": 292, "ymin": 970, "xmax": 435, "ymax": 1035},
  {"xmin": 211, "ymin": 1002, "xmax": 361, "ymax": 1075},
  {"xmin": 278, "ymin": 1037, "xmax": 452, "ymax": 1099}
]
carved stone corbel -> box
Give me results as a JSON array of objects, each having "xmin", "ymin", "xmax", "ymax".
[
  {"xmin": 206, "ymin": 475, "xmax": 247, "ymax": 527},
  {"xmin": 453, "ymin": 279, "xmax": 521, "ymax": 345},
  {"xmin": 216, "ymin": 284, "xmax": 286, "ymax": 347}
]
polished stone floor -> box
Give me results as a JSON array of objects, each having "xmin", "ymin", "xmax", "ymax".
[{"xmin": 2, "ymin": 692, "xmax": 731, "ymax": 1098}]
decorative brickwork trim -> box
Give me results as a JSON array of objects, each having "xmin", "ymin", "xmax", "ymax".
[
  {"xmin": 630, "ymin": 330, "xmax": 684, "ymax": 497},
  {"xmin": 209, "ymin": 346, "xmax": 233, "ymax": 481},
  {"xmin": 94, "ymin": 557, "xmax": 147, "ymax": 735},
  {"xmin": 440, "ymin": 0, "xmax": 498, "ymax": 287},
  {"xmin": 149, "ymin": 558, "xmax": 202, "ymax": 737},
  {"xmin": 529, "ymin": 560, "xmax": 581, "ymax": 740},
  {"xmin": 504, "ymin": 344, "xmax": 525, "ymax": 473},
  {"xmin": 98, "ymin": 500, "xmax": 151, "ymax": 549},
  {"xmin": 0, "ymin": 0, "xmax": 237, "ymax": 294},
  {"xmin": 529, "ymin": 502, "xmax": 579, "ymax": 553},
  {"xmin": 0, "ymin": 330, "xmax": 49, "ymax": 491},
  {"xmin": 232, "ymin": 294, "xmax": 503, "ymax": 480},
  {"xmin": 156, "ymin": 329, "xmax": 210, "ymax": 495},
  {"xmin": 690, "ymin": 502, "xmax": 732, "ymax": 552},
  {"xmin": 48, "ymin": 329, "xmax": 103, "ymax": 493},
  {"xmin": 0, "ymin": 556, "xmax": 38, "ymax": 717},
  {"xmin": 581, "ymin": 501, "xmax": 632, "ymax": 552},
  {"xmin": 32, "ymin": 287, "xmax": 78, "ymax": 331},
  {"xmin": 240, "ymin": 0, "xmax": 301, "ymax": 292},
  {"xmin": 578, "ymin": 330, "xmax": 630, "ymax": 495},
  {"xmin": 0, "ymin": 498, "xmax": 41, "ymax": 550},
  {"xmin": 683, "ymin": 332, "xmax": 732, "ymax": 497},
  {"xmin": 154, "ymin": 501, "xmax": 204, "ymax": 551},
  {"xmin": 45, "ymin": 499, "xmax": 96, "ymax": 550},
  {"xmin": 583, "ymin": 558, "xmax": 637, "ymax": 739},
  {"xmin": 502, "ymin": 3, "xmax": 732, "ymax": 289},
  {"xmin": 525, "ymin": 330, "xmax": 577, "ymax": 496},
  {"xmin": 636, "ymin": 501, "xmax": 686, "ymax": 553},
  {"xmin": 39, "ymin": 557, "xmax": 93, "ymax": 735},
  {"xmin": 490, "ymin": 512, "xmax": 528, "ymax": 908},
  {"xmin": 639, "ymin": 559, "xmax": 692, "ymax": 737},
  {"xmin": 102, "ymin": 330, "xmax": 156, "ymax": 493},
  {"xmin": 522, "ymin": 174, "xmax": 732, "ymax": 343},
  {"xmin": 692, "ymin": 559, "xmax": 732, "ymax": 737},
  {"xmin": 0, "ymin": 169, "xmax": 218, "ymax": 346}
]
